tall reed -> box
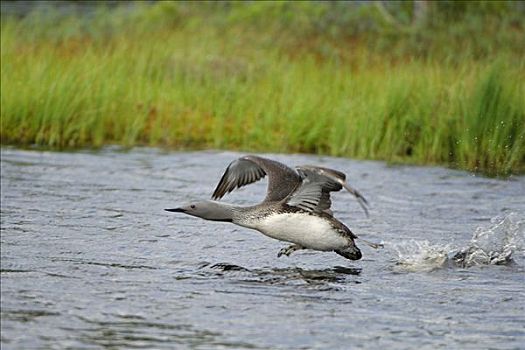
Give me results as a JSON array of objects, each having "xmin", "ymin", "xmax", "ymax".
[{"xmin": 1, "ymin": 2, "xmax": 523, "ymax": 176}]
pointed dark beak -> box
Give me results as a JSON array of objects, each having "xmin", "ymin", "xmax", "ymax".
[{"xmin": 165, "ymin": 208, "xmax": 185, "ymax": 213}]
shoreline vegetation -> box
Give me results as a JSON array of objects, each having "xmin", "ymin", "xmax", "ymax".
[{"xmin": 1, "ymin": 1, "xmax": 524, "ymax": 176}]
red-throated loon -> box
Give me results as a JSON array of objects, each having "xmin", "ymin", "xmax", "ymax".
[{"xmin": 166, "ymin": 155, "xmax": 379, "ymax": 260}]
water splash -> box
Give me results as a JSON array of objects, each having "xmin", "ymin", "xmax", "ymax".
[
  {"xmin": 390, "ymin": 240, "xmax": 452, "ymax": 272},
  {"xmin": 452, "ymin": 212, "xmax": 524, "ymax": 267},
  {"xmin": 389, "ymin": 213, "xmax": 524, "ymax": 271}
]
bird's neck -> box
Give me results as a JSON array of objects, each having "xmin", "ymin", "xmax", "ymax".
[{"xmin": 204, "ymin": 203, "xmax": 249, "ymax": 223}]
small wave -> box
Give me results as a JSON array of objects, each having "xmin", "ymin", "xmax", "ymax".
[{"xmin": 389, "ymin": 213, "xmax": 524, "ymax": 272}]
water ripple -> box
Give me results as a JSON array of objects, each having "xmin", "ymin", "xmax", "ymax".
[{"xmin": 2, "ymin": 148, "xmax": 524, "ymax": 349}]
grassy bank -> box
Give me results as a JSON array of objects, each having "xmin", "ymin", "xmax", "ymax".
[{"xmin": 1, "ymin": 2, "xmax": 524, "ymax": 176}]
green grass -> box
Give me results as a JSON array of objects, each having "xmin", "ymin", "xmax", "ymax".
[{"xmin": 1, "ymin": 2, "xmax": 524, "ymax": 176}]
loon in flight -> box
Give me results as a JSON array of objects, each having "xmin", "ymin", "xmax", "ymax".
[{"xmin": 166, "ymin": 155, "xmax": 378, "ymax": 260}]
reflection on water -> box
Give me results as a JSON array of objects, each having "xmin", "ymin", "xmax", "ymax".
[
  {"xmin": 206, "ymin": 263, "xmax": 361, "ymax": 285},
  {"xmin": 1, "ymin": 147, "xmax": 524, "ymax": 349}
]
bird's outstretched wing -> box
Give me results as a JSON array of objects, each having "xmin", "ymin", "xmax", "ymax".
[
  {"xmin": 296, "ymin": 165, "xmax": 369, "ymax": 217},
  {"xmin": 212, "ymin": 155, "xmax": 302, "ymax": 202},
  {"xmin": 285, "ymin": 168, "xmax": 338, "ymax": 213}
]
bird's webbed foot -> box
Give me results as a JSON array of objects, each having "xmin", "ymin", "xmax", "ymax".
[{"xmin": 277, "ymin": 244, "xmax": 303, "ymax": 257}]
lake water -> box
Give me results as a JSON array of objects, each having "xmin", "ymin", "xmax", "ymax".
[{"xmin": 1, "ymin": 147, "xmax": 524, "ymax": 349}]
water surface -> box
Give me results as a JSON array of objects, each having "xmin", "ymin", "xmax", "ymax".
[{"xmin": 1, "ymin": 148, "xmax": 524, "ymax": 349}]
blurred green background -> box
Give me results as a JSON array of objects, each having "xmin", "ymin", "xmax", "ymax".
[{"xmin": 1, "ymin": 1, "xmax": 524, "ymax": 176}]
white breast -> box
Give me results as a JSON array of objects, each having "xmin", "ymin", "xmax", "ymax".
[{"xmin": 243, "ymin": 213, "xmax": 348, "ymax": 251}]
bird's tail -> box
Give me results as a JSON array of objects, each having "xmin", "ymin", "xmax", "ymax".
[{"xmin": 357, "ymin": 237, "xmax": 384, "ymax": 249}]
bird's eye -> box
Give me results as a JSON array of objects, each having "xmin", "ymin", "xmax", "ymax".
[{"xmin": 190, "ymin": 205, "xmax": 196, "ymax": 209}]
